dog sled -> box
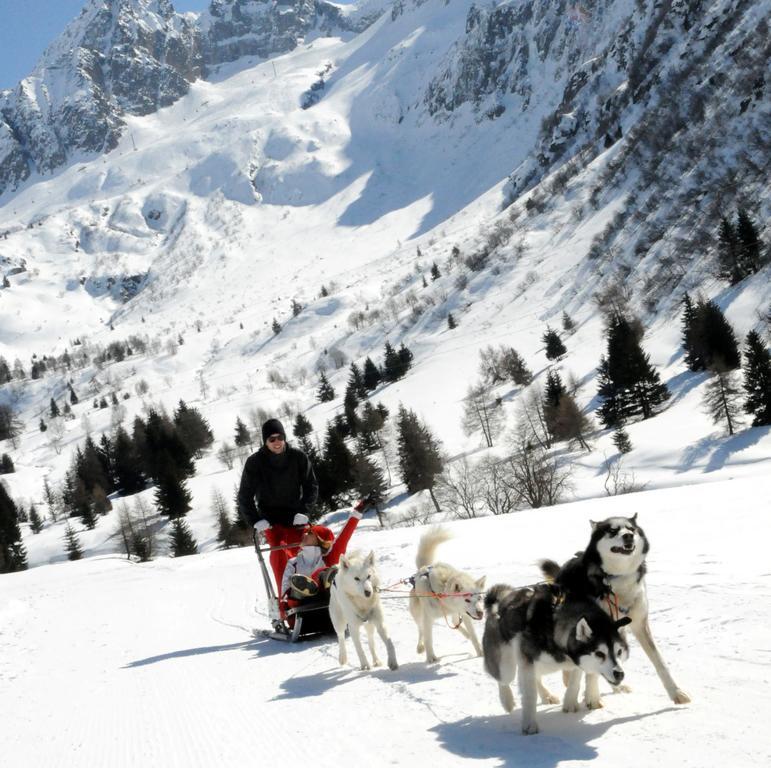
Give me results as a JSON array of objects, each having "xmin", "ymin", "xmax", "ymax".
[
  {"xmin": 253, "ymin": 530, "xmax": 336, "ymax": 642},
  {"xmin": 253, "ymin": 497, "xmax": 374, "ymax": 642}
]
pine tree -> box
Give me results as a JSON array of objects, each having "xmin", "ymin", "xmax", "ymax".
[
  {"xmin": 561, "ymin": 311, "xmax": 576, "ymax": 334},
  {"xmin": 69, "ymin": 383, "xmax": 79, "ymax": 405},
  {"xmin": 542, "ymin": 327, "xmax": 567, "ymax": 360},
  {"xmin": 396, "ymin": 406, "xmax": 443, "ymax": 512},
  {"xmin": 742, "ymin": 330, "xmax": 771, "ymax": 426},
  {"xmin": 500, "ymin": 347, "xmax": 533, "ymax": 385},
  {"xmin": 234, "ymin": 417, "xmax": 252, "ymax": 448},
  {"xmin": 703, "ymin": 367, "xmax": 743, "ymax": 436},
  {"xmin": 112, "ymin": 426, "xmax": 146, "ymax": 495},
  {"xmin": 154, "ymin": 471, "xmax": 193, "ymax": 519},
  {"xmin": 0, "ymin": 356, "xmax": 10, "ymax": 383},
  {"xmin": 382, "ymin": 341, "xmax": 402, "ymax": 382},
  {"xmin": 348, "ymin": 362, "xmax": 367, "ymax": 398},
  {"xmin": 0, "ymin": 482, "xmax": 27, "ymax": 572},
  {"xmin": 317, "ymin": 370, "xmax": 336, "ymax": 402},
  {"xmin": 430, "ymin": 262, "xmax": 441, "ymax": 280},
  {"xmin": 291, "ymin": 298, "xmax": 303, "ymax": 317},
  {"xmin": 447, "ymin": 313, "xmax": 457, "ymax": 330},
  {"xmin": 596, "ymin": 315, "xmax": 669, "ymax": 427},
  {"xmin": 612, "ymin": 427, "xmax": 633, "ymax": 454},
  {"xmin": 398, "ymin": 343, "xmax": 414, "ymax": 373},
  {"xmin": 362, "ymin": 357, "xmax": 382, "ymax": 391},
  {"xmin": 319, "ymin": 422, "xmax": 356, "ymax": 505},
  {"xmin": 63, "ymin": 522, "xmax": 83, "ymax": 562},
  {"xmin": 29, "ymin": 505, "xmax": 43, "ymax": 533},
  {"xmin": 690, "ymin": 299, "xmax": 741, "ymax": 371},
  {"xmin": 212, "ymin": 488, "xmax": 234, "ymax": 548},
  {"xmin": 39, "ymin": 418, "xmax": 47, "ymax": 432},
  {"xmin": 736, "ymin": 208, "xmax": 763, "ymax": 277},
  {"xmin": 49, "ymin": 397, "xmax": 60, "ymax": 418},
  {"xmin": 717, "ymin": 215, "xmax": 741, "ymax": 284},
  {"xmin": 271, "ymin": 318, "xmax": 282, "ymax": 335},
  {"xmin": 143, "ymin": 410, "xmax": 195, "ymax": 483},
  {"xmin": 352, "ymin": 452, "xmax": 388, "ymax": 507},
  {"xmin": 543, "ymin": 370, "xmax": 567, "ymax": 439},
  {"xmin": 169, "ymin": 517, "xmax": 198, "ymax": 557},
  {"xmin": 73, "ymin": 478, "xmax": 97, "ymax": 530},
  {"xmin": 343, "ymin": 383, "xmax": 360, "ymax": 437},
  {"xmin": 0, "ymin": 453, "xmax": 14, "ymax": 474},
  {"xmin": 293, "ymin": 412, "xmax": 313, "ymax": 439},
  {"xmin": 681, "ymin": 293, "xmax": 703, "ymax": 371},
  {"xmin": 174, "ymin": 400, "xmax": 214, "ymax": 457}
]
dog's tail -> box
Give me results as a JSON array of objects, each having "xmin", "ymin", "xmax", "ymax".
[
  {"xmin": 484, "ymin": 584, "xmax": 513, "ymax": 618},
  {"xmin": 416, "ymin": 526, "xmax": 453, "ymax": 569},
  {"xmin": 538, "ymin": 558, "xmax": 561, "ymax": 583}
]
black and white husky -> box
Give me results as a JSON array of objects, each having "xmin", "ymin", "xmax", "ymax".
[
  {"xmin": 541, "ymin": 514, "xmax": 690, "ymax": 707},
  {"xmin": 483, "ymin": 584, "xmax": 631, "ymax": 734}
]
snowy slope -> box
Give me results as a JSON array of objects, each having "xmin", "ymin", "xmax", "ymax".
[{"xmin": 2, "ymin": 476, "xmax": 770, "ymax": 766}]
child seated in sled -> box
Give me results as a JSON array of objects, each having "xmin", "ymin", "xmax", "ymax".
[{"xmin": 280, "ymin": 505, "xmax": 363, "ymax": 603}]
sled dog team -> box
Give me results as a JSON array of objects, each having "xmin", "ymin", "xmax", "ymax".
[{"xmin": 329, "ymin": 515, "xmax": 690, "ymax": 735}]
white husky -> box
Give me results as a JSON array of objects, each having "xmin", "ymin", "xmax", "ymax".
[
  {"xmin": 328, "ymin": 550, "xmax": 398, "ymax": 671},
  {"xmin": 409, "ymin": 527, "xmax": 486, "ymax": 663}
]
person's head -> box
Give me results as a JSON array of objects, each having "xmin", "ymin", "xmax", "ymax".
[
  {"xmin": 261, "ymin": 418, "xmax": 286, "ymax": 455},
  {"xmin": 301, "ymin": 525, "xmax": 334, "ymax": 552}
]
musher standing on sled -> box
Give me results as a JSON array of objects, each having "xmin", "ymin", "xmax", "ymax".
[{"xmin": 237, "ymin": 418, "xmax": 319, "ymax": 589}]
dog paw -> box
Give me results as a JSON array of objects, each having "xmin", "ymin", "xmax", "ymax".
[
  {"xmin": 521, "ymin": 722, "xmax": 539, "ymax": 735},
  {"xmin": 388, "ymin": 659, "xmax": 399, "ymax": 671},
  {"xmin": 562, "ymin": 701, "xmax": 580, "ymax": 713},
  {"xmin": 360, "ymin": 663, "xmax": 371, "ymax": 671},
  {"xmin": 542, "ymin": 693, "xmax": 560, "ymax": 705},
  {"xmin": 338, "ymin": 654, "xmax": 347, "ymax": 666},
  {"xmin": 584, "ymin": 697, "xmax": 604, "ymax": 710},
  {"xmin": 672, "ymin": 689, "xmax": 691, "ymax": 705},
  {"xmin": 426, "ymin": 654, "xmax": 439, "ymax": 664},
  {"xmin": 372, "ymin": 658, "xmax": 382, "ymax": 667},
  {"xmin": 416, "ymin": 642, "xmax": 424, "ymax": 653},
  {"xmin": 615, "ymin": 683, "xmax": 632, "ymax": 694}
]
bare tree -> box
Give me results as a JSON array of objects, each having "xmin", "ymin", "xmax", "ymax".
[
  {"xmin": 603, "ymin": 456, "xmax": 648, "ymax": 496},
  {"xmin": 217, "ymin": 442, "xmax": 236, "ymax": 470},
  {"xmin": 703, "ymin": 366, "xmax": 743, "ymax": 435},
  {"xmin": 435, "ymin": 458, "xmax": 484, "ymax": 519},
  {"xmin": 478, "ymin": 456, "xmax": 518, "ymax": 516},
  {"xmin": 462, "ymin": 383, "xmax": 505, "ymax": 448},
  {"xmin": 518, "ymin": 388, "xmax": 552, "ymax": 450},
  {"xmin": 504, "ymin": 428, "xmax": 572, "ymax": 508},
  {"xmin": 550, "ymin": 393, "xmax": 593, "ymax": 450},
  {"xmin": 47, "ymin": 416, "xmax": 66, "ymax": 455}
]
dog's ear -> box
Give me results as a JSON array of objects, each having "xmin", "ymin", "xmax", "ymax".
[
  {"xmin": 615, "ymin": 617, "xmax": 632, "ymax": 629},
  {"xmin": 476, "ymin": 576, "xmax": 486, "ymax": 589},
  {"xmin": 365, "ymin": 550, "xmax": 375, "ymax": 567},
  {"xmin": 339, "ymin": 555, "xmax": 349, "ymax": 570},
  {"xmin": 629, "ymin": 513, "xmax": 638, "ymax": 525},
  {"xmin": 576, "ymin": 617, "xmax": 593, "ymax": 642},
  {"xmin": 589, "ymin": 520, "xmax": 598, "ymax": 530}
]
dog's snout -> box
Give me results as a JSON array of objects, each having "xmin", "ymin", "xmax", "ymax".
[
  {"xmin": 364, "ymin": 587, "xmax": 373, "ymax": 597},
  {"xmin": 622, "ymin": 533, "xmax": 634, "ymax": 544},
  {"xmin": 613, "ymin": 668, "xmax": 624, "ymax": 683}
]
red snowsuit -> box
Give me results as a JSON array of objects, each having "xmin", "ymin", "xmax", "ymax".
[{"xmin": 277, "ymin": 516, "xmax": 360, "ymax": 614}]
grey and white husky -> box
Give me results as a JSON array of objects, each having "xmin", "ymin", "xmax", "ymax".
[
  {"xmin": 541, "ymin": 514, "xmax": 690, "ymax": 707},
  {"xmin": 328, "ymin": 550, "xmax": 398, "ymax": 672},
  {"xmin": 409, "ymin": 527, "xmax": 486, "ymax": 663},
  {"xmin": 483, "ymin": 583, "xmax": 631, "ymax": 735}
]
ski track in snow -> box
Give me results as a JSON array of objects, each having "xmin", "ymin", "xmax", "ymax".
[{"xmin": 3, "ymin": 477, "xmax": 771, "ymax": 767}]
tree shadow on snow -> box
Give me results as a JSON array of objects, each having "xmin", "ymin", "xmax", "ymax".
[
  {"xmin": 429, "ymin": 706, "xmax": 680, "ymax": 767},
  {"xmin": 677, "ymin": 425, "xmax": 769, "ymax": 474},
  {"xmin": 273, "ymin": 660, "xmax": 457, "ymax": 701}
]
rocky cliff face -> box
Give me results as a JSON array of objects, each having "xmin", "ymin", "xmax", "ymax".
[
  {"xmin": 0, "ymin": 0, "xmax": 388, "ymax": 197},
  {"xmin": 0, "ymin": 0, "xmax": 203, "ymax": 193}
]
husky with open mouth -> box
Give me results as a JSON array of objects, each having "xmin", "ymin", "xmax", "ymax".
[{"xmin": 541, "ymin": 514, "xmax": 691, "ymax": 708}]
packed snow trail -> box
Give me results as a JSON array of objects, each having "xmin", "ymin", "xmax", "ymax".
[{"xmin": 2, "ymin": 476, "xmax": 770, "ymax": 767}]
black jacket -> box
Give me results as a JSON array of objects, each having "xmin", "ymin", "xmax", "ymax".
[{"xmin": 237, "ymin": 444, "xmax": 318, "ymax": 527}]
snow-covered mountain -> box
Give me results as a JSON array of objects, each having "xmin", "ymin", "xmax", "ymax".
[{"xmin": 0, "ymin": 0, "xmax": 769, "ymax": 569}]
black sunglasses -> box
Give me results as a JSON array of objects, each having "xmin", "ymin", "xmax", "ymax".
[{"xmin": 267, "ymin": 435, "xmax": 285, "ymax": 443}]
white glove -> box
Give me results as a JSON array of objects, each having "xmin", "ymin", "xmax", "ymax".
[
  {"xmin": 351, "ymin": 508, "xmax": 363, "ymax": 520},
  {"xmin": 292, "ymin": 513, "xmax": 309, "ymax": 526},
  {"xmin": 254, "ymin": 520, "xmax": 270, "ymax": 533}
]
